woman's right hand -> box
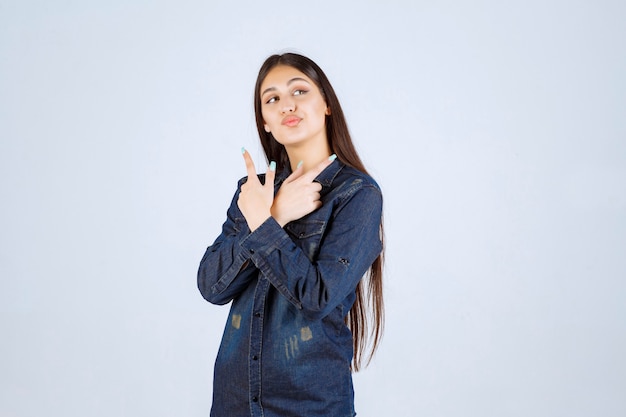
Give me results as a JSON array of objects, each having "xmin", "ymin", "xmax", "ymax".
[
  {"xmin": 271, "ymin": 156, "xmax": 334, "ymax": 227},
  {"xmin": 237, "ymin": 149, "xmax": 276, "ymax": 232}
]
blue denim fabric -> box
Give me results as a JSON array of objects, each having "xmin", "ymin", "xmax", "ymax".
[{"xmin": 198, "ymin": 160, "xmax": 383, "ymax": 417}]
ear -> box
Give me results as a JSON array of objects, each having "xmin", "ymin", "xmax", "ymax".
[
  {"xmin": 325, "ymin": 107, "xmax": 331, "ymax": 116},
  {"xmin": 264, "ymin": 124, "xmax": 271, "ymax": 133}
]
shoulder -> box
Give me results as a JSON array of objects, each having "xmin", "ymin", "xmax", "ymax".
[
  {"xmin": 334, "ymin": 164, "xmax": 381, "ymax": 195},
  {"xmin": 323, "ymin": 164, "xmax": 382, "ymax": 212}
]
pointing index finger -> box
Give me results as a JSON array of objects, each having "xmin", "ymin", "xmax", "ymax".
[
  {"xmin": 242, "ymin": 148, "xmax": 259, "ymax": 182},
  {"xmin": 301, "ymin": 154, "xmax": 336, "ymax": 182}
]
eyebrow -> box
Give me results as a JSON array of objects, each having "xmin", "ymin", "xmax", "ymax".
[{"xmin": 261, "ymin": 77, "xmax": 310, "ymax": 97}]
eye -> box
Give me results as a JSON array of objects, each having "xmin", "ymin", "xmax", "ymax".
[
  {"xmin": 293, "ymin": 89, "xmax": 308, "ymax": 96},
  {"xmin": 265, "ymin": 96, "xmax": 278, "ymax": 104}
]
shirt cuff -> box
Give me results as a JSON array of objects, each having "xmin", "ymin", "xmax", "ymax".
[{"xmin": 239, "ymin": 216, "xmax": 290, "ymax": 259}]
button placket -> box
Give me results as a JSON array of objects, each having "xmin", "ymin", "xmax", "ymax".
[{"xmin": 249, "ymin": 277, "xmax": 269, "ymax": 416}]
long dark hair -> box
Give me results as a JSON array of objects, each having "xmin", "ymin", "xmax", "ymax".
[{"xmin": 253, "ymin": 52, "xmax": 385, "ymax": 371}]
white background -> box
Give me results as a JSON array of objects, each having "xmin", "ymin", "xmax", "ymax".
[{"xmin": 1, "ymin": 0, "xmax": 625, "ymax": 416}]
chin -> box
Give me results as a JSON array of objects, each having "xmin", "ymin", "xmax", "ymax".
[{"xmin": 273, "ymin": 134, "xmax": 307, "ymax": 147}]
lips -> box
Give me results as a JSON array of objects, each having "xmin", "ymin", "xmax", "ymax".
[{"xmin": 281, "ymin": 115, "xmax": 302, "ymax": 127}]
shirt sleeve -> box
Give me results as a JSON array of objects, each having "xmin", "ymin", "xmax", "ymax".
[
  {"xmin": 197, "ymin": 179, "xmax": 258, "ymax": 305},
  {"xmin": 239, "ymin": 183, "xmax": 383, "ymax": 320}
]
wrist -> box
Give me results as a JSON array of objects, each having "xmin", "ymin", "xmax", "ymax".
[
  {"xmin": 269, "ymin": 207, "xmax": 287, "ymax": 228},
  {"xmin": 272, "ymin": 216, "xmax": 286, "ymax": 228},
  {"xmin": 247, "ymin": 213, "xmax": 271, "ymax": 232}
]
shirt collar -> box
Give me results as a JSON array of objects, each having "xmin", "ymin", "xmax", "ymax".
[
  {"xmin": 276, "ymin": 159, "xmax": 344, "ymax": 189},
  {"xmin": 315, "ymin": 159, "xmax": 344, "ymax": 188}
]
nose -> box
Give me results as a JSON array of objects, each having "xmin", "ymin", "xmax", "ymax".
[{"xmin": 281, "ymin": 97, "xmax": 295, "ymax": 113}]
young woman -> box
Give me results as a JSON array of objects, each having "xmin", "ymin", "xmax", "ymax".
[{"xmin": 198, "ymin": 52, "xmax": 384, "ymax": 417}]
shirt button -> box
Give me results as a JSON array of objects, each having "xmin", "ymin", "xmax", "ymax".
[
  {"xmin": 249, "ymin": 248, "xmax": 255, "ymax": 254},
  {"xmin": 253, "ymin": 355, "xmax": 258, "ymax": 360},
  {"xmin": 254, "ymin": 312, "xmax": 261, "ymax": 317},
  {"xmin": 252, "ymin": 396, "xmax": 258, "ymax": 402}
]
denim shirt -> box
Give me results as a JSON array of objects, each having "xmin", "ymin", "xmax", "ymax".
[{"xmin": 198, "ymin": 160, "xmax": 383, "ymax": 417}]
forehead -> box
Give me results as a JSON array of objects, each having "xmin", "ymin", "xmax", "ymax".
[{"xmin": 260, "ymin": 65, "xmax": 314, "ymax": 92}]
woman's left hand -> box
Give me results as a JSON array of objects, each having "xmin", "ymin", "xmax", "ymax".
[{"xmin": 237, "ymin": 149, "xmax": 276, "ymax": 232}]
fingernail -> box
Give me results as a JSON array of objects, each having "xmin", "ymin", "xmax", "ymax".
[
  {"xmin": 297, "ymin": 160, "xmax": 303, "ymax": 169},
  {"xmin": 241, "ymin": 147, "xmax": 246, "ymax": 154},
  {"xmin": 269, "ymin": 161, "xmax": 276, "ymax": 171},
  {"xmin": 328, "ymin": 154, "xmax": 337, "ymax": 161}
]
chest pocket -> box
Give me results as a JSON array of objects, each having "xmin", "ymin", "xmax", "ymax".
[{"xmin": 284, "ymin": 219, "xmax": 325, "ymax": 261}]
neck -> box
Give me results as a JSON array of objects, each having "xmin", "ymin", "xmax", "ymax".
[{"xmin": 285, "ymin": 140, "xmax": 332, "ymax": 173}]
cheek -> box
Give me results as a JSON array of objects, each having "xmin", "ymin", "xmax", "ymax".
[
  {"xmin": 315, "ymin": 99, "xmax": 329, "ymax": 117},
  {"xmin": 261, "ymin": 110, "xmax": 271, "ymax": 125},
  {"xmin": 315, "ymin": 104, "xmax": 329, "ymax": 121}
]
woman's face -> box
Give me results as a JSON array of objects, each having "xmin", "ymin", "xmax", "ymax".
[{"xmin": 259, "ymin": 65, "xmax": 330, "ymax": 150}]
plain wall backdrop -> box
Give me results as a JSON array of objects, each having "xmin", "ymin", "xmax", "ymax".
[{"xmin": 1, "ymin": 0, "xmax": 625, "ymax": 416}]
